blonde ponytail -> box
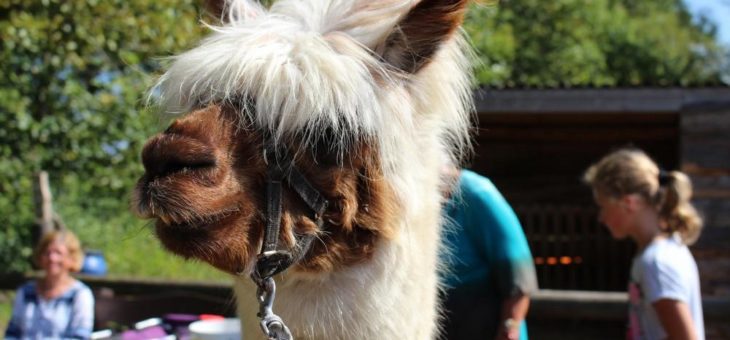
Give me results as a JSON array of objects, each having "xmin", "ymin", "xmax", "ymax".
[
  {"xmin": 659, "ymin": 171, "xmax": 703, "ymax": 245},
  {"xmin": 584, "ymin": 148, "xmax": 703, "ymax": 245}
]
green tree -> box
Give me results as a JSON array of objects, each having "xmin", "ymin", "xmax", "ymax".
[
  {"xmin": 0, "ymin": 0, "xmax": 204, "ymax": 272},
  {"xmin": 1, "ymin": 0, "xmax": 727, "ymax": 274},
  {"xmin": 464, "ymin": 0, "xmax": 728, "ymax": 87}
]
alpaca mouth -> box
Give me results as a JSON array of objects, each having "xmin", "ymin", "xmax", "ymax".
[
  {"xmin": 152, "ymin": 205, "xmax": 255, "ymax": 275},
  {"xmin": 155, "ymin": 208, "xmax": 240, "ymax": 231},
  {"xmin": 132, "ymin": 175, "xmax": 240, "ymax": 227}
]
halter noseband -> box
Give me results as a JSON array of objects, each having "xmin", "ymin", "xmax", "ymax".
[{"xmin": 251, "ymin": 139, "xmax": 329, "ymax": 340}]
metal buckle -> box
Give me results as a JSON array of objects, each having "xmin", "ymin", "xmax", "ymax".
[{"xmin": 255, "ymin": 250, "xmax": 293, "ymax": 280}]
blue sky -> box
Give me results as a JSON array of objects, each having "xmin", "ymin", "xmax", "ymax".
[{"xmin": 684, "ymin": 0, "xmax": 730, "ymax": 46}]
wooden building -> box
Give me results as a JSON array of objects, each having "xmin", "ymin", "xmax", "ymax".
[
  {"xmin": 470, "ymin": 88, "xmax": 730, "ymax": 295},
  {"xmin": 470, "ymin": 88, "xmax": 730, "ymax": 338}
]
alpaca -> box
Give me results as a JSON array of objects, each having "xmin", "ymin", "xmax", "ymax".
[{"xmin": 133, "ymin": 0, "xmax": 474, "ymax": 339}]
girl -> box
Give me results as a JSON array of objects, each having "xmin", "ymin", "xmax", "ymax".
[
  {"xmin": 584, "ymin": 148, "xmax": 704, "ymax": 340},
  {"xmin": 5, "ymin": 230, "xmax": 95, "ymax": 339}
]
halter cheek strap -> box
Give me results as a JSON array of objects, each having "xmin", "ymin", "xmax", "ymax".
[
  {"xmin": 254, "ymin": 142, "xmax": 329, "ymax": 279},
  {"xmin": 252, "ymin": 140, "xmax": 329, "ymax": 340}
]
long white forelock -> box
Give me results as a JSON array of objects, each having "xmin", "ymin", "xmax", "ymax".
[
  {"xmin": 156, "ymin": 23, "xmax": 381, "ymax": 126},
  {"xmin": 153, "ymin": 0, "xmax": 473, "ymax": 198},
  {"xmin": 225, "ymin": 0, "xmax": 266, "ymax": 22},
  {"xmin": 269, "ymin": 0, "xmax": 417, "ymax": 48},
  {"xmin": 153, "ymin": 0, "xmax": 410, "ymax": 147}
]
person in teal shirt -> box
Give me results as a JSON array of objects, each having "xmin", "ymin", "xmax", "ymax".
[{"xmin": 440, "ymin": 169, "xmax": 538, "ymax": 340}]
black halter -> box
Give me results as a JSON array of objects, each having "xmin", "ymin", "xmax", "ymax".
[
  {"xmin": 251, "ymin": 139, "xmax": 329, "ymax": 340},
  {"xmin": 254, "ymin": 139, "xmax": 329, "ymax": 280}
]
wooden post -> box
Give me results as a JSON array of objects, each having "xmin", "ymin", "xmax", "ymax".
[{"xmin": 33, "ymin": 171, "xmax": 55, "ymax": 237}]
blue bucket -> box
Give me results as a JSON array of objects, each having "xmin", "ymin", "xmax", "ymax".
[{"xmin": 81, "ymin": 250, "xmax": 108, "ymax": 276}]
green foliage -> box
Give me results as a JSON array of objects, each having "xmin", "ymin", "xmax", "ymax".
[
  {"xmin": 0, "ymin": 0, "xmax": 727, "ymax": 277},
  {"xmin": 0, "ymin": 0, "xmax": 204, "ymax": 273},
  {"xmin": 0, "ymin": 291, "xmax": 13, "ymax": 336},
  {"xmin": 53, "ymin": 177, "xmax": 228, "ymax": 280},
  {"xmin": 463, "ymin": 0, "xmax": 728, "ymax": 87}
]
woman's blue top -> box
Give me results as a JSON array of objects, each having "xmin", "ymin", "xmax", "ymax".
[{"xmin": 5, "ymin": 280, "xmax": 94, "ymax": 339}]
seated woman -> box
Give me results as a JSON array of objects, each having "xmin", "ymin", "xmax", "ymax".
[{"xmin": 5, "ymin": 229, "xmax": 95, "ymax": 339}]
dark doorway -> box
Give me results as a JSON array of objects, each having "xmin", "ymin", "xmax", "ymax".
[{"xmin": 469, "ymin": 112, "xmax": 679, "ymax": 291}]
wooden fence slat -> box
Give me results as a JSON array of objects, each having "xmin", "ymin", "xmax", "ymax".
[
  {"xmin": 33, "ymin": 171, "xmax": 55, "ymax": 237},
  {"xmin": 514, "ymin": 204, "xmax": 633, "ymax": 291}
]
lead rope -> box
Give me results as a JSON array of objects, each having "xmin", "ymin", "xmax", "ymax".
[{"xmin": 251, "ymin": 141, "xmax": 329, "ymax": 340}]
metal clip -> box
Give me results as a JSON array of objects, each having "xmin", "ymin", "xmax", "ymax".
[{"xmin": 255, "ymin": 277, "xmax": 293, "ymax": 340}]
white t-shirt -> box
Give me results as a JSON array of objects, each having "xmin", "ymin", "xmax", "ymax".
[{"xmin": 627, "ymin": 234, "xmax": 704, "ymax": 340}]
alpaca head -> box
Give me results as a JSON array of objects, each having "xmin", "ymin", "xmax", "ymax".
[{"xmin": 133, "ymin": 0, "xmax": 473, "ymax": 276}]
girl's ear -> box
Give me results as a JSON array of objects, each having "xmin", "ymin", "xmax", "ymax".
[{"xmin": 622, "ymin": 194, "xmax": 646, "ymax": 213}]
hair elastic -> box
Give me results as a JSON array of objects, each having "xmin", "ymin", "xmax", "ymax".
[{"xmin": 658, "ymin": 170, "xmax": 672, "ymax": 186}]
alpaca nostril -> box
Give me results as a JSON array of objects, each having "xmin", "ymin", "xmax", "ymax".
[
  {"xmin": 157, "ymin": 158, "xmax": 216, "ymax": 178},
  {"xmin": 141, "ymin": 135, "xmax": 218, "ymax": 180}
]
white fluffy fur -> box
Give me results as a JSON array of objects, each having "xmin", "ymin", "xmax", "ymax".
[{"xmin": 153, "ymin": 0, "xmax": 474, "ymax": 338}]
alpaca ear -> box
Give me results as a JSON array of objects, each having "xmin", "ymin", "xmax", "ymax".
[
  {"xmin": 204, "ymin": 0, "xmax": 265, "ymax": 22},
  {"xmin": 380, "ymin": 0, "xmax": 469, "ymax": 74},
  {"xmin": 204, "ymin": 0, "xmax": 227, "ymax": 18}
]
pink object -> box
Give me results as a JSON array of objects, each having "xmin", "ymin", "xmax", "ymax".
[
  {"xmin": 120, "ymin": 325, "xmax": 168, "ymax": 340},
  {"xmin": 199, "ymin": 314, "xmax": 225, "ymax": 320}
]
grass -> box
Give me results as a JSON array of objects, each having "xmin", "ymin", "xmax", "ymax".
[
  {"xmin": 0, "ymin": 290, "xmax": 14, "ymax": 336},
  {"xmin": 56, "ymin": 203, "xmax": 231, "ymax": 282},
  {"xmin": 85, "ymin": 225, "xmax": 230, "ymax": 282}
]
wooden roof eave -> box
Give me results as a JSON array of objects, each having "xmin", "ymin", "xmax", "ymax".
[{"xmin": 473, "ymin": 88, "xmax": 730, "ymax": 115}]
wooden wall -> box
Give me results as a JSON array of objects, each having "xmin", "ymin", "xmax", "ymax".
[
  {"xmin": 469, "ymin": 92, "xmax": 730, "ymax": 336},
  {"xmin": 681, "ymin": 103, "xmax": 730, "ymax": 303},
  {"xmin": 470, "ymin": 112, "xmax": 679, "ymax": 204},
  {"xmin": 467, "ymin": 111, "xmax": 679, "ymax": 292}
]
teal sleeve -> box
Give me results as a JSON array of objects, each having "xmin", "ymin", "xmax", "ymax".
[{"xmin": 463, "ymin": 175, "xmax": 538, "ymax": 297}]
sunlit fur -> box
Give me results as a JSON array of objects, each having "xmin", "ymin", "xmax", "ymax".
[
  {"xmin": 153, "ymin": 0, "xmax": 473, "ymax": 208},
  {"xmin": 144, "ymin": 0, "xmax": 474, "ymax": 338}
]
